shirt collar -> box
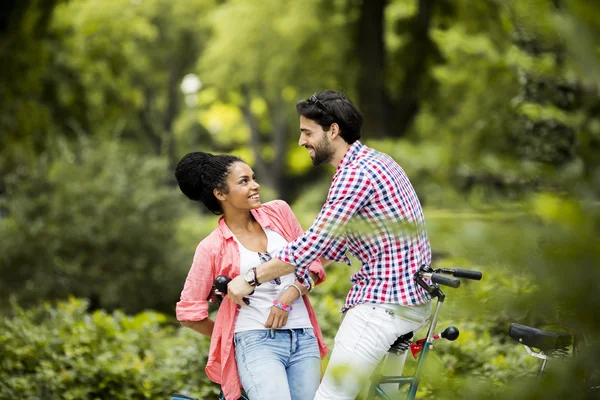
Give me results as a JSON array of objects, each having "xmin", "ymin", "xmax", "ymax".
[
  {"xmin": 337, "ymin": 140, "xmax": 364, "ymax": 171},
  {"xmin": 217, "ymin": 207, "xmax": 272, "ymax": 239}
]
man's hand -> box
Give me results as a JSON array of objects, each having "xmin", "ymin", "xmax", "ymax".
[{"xmin": 227, "ymin": 276, "xmax": 255, "ymax": 306}]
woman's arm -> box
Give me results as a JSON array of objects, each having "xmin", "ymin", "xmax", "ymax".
[
  {"xmin": 176, "ymin": 242, "xmax": 218, "ymax": 327},
  {"xmin": 180, "ymin": 319, "xmax": 215, "ymax": 337},
  {"xmin": 264, "ymin": 280, "xmax": 307, "ymax": 329}
]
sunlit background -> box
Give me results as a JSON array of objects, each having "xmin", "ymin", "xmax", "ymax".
[{"xmin": 1, "ymin": 0, "xmax": 599, "ymax": 399}]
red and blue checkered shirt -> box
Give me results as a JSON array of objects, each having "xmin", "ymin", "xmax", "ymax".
[{"xmin": 275, "ymin": 141, "xmax": 431, "ymax": 312}]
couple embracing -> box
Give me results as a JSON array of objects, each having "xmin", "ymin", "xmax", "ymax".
[{"xmin": 175, "ymin": 91, "xmax": 432, "ymax": 400}]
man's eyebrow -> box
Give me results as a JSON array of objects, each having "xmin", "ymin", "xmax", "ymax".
[{"xmin": 301, "ymin": 128, "xmax": 311, "ymax": 133}]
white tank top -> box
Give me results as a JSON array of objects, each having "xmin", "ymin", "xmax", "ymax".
[{"xmin": 233, "ymin": 228, "xmax": 311, "ymax": 333}]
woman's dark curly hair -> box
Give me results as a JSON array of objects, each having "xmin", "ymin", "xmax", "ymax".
[{"xmin": 174, "ymin": 151, "xmax": 243, "ymax": 215}]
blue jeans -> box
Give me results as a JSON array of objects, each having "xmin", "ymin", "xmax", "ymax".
[{"xmin": 234, "ymin": 328, "xmax": 321, "ymax": 400}]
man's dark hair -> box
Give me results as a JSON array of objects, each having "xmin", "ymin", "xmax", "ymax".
[
  {"xmin": 296, "ymin": 90, "xmax": 363, "ymax": 144},
  {"xmin": 174, "ymin": 152, "xmax": 243, "ymax": 215}
]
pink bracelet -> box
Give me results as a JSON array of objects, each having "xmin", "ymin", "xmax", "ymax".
[{"xmin": 273, "ymin": 300, "xmax": 292, "ymax": 312}]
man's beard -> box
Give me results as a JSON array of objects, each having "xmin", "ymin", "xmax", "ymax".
[{"xmin": 309, "ymin": 135, "xmax": 334, "ymax": 166}]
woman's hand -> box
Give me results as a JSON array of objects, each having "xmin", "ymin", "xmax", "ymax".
[
  {"xmin": 264, "ymin": 287, "xmax": 298, "ymax": 328},
  {"xmin": 264, "ymin": 306, "xmax": 289, "ymax": 328},
  {"xmin": 309, "ymin": 271, "xmax": 320, "ymax": 287}
]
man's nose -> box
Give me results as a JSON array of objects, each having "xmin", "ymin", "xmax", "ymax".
[{"xmin": 298, "ymin": 135, "xmax": 306, "ymax": 147}]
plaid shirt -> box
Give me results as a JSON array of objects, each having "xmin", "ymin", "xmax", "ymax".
[{"xmin": 275, "ymin": 141, "xmax": 431, "ymax": 312}]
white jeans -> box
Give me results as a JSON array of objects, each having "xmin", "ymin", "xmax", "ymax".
[{"xmin": 314, "ymin": 302, "xmax": 431, "ymax": 400}]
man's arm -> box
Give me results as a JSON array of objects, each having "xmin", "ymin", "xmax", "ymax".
[
  {"xmin": 228, "ymin": 168, "xmax": 372, "ymax": 306},
  {"xmin": 227, "ymin": 257, "xmax": 331, "ymax": 305},
  {"xmin": 319, "ymin": 257, "xmax": 333, "ymax": 268},
  {"xmin": 227, "ymin": 257, "xmax": 295, "ymax": 305}
]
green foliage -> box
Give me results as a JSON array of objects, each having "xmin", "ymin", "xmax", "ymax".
[
  {"xmin": 0, "ymin": 298, "xmax": 217, "ymax": 399},
  {"xmin": 0, "ymin": 138, "xmax": 192, "ymax": 314},
  {"xmin": 1, "ymin": 0, "xmax": 599, "ymax": 398}
]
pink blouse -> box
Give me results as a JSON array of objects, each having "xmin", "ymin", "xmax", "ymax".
[{"xmin": 176, "ymin": 200, "xmax": 328, "ymax": 400}]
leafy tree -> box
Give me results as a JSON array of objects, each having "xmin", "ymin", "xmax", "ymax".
[
  {"xmin": 0, "ymin": 0, "xmax": 66, "ymax": 191},
  {"xmin": 196, "ymin": 0, "xmax": 354, "ymax": 198},
  {"xmin": 48, "ymin": 0, "xmax": 216, "ymax": 168},
  {"xmin": 0, "ymin": 138, "xmax": 196, "ymax": 314}
]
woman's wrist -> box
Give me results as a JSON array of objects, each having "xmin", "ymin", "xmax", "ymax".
[
  {"xmin": 273, "ymin": 299, "xmax": 292, "ymax": 312},
  {"xmin": 278, "ymin": 289, "xmax": 298, "ymax": 306}
]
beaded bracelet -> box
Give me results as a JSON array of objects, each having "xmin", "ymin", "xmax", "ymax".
[{"xmin": 273, "ymin": 300, "xmax": 292, "ymax": 312}]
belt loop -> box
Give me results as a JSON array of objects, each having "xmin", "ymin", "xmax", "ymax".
[
  {"xmin": 269, "ymin": 328, "xmax": 275, "ymax": 339},
  {"xmin": 291, "ymin": 329, "xmax": 298, "ymax": 353}
]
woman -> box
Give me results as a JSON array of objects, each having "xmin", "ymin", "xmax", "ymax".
[{"xmin": 174, "ymin": 151, "xmax": 328, "ymax": 400}]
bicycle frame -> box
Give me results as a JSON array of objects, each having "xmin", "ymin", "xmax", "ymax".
[
  {"xmin": 365, "ymin": 283, "xmax": 447, "ymax": 400},
  {"xmin": 364, "ymin": 264, "xmax": 483, "ymax": 400}
]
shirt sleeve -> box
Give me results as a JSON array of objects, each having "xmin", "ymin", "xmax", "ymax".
[
  {"xmin": 275, "ymin": 167, "xmax": 374, "ymax": 283},
  {"xmin": 275, "ymin": 200, "xmax": 327, "ymax": 284},
  {"xmin": 175, "ymin": 243, "xmax": 215, "ymax": 321}
]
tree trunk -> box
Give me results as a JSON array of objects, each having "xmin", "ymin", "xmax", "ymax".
[
  {"xmin": 356, "ymin": 0, "xmax": 391, "ymax": 138},
  {"xmin": 240, "ymin": 85, "xmax": 272, "ymax": 188},
  {"xmin": 267, "ymin": 98, "xmax": 289, "ymax": 199},
  {"xmin": 163, "ymin": 62, "xmax": 181, "ymax": 172},
  {"xmin": 390, "ymin": 0, "xmax": 436, "ymax": 136}
]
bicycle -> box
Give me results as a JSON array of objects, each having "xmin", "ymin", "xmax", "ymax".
[
  {"xmin": 173, "ymin": 269, "xmax": 482, "ymax": 400},
  {"xmin": 508, "ymin": 323, "xmax": 573, "ymax": 377},
  {"xmin": 508, "ymin": 323, "xmax": 600, "ymax": 396},
  {"xmin": 364, "ymin": 265, "xmax": 483, "ymax": 400}
]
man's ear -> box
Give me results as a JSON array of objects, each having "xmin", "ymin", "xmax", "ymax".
[
  {"xmin": 329, "ymin": 122, "xmax": 341, "ymax": 140},
  {"xmin": 213, "ymin": 188, "xmax": 226, "ymax": 201}
]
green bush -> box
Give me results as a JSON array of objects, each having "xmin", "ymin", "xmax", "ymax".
[
  {"xmin": 0, "ymin": 298, "xmax": 217, "ymax": 400},
  {"xmin": 0, "ymin": 138, "xmax": 195, "ymax": 314}
]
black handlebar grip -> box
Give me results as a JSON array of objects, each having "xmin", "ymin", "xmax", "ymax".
[
  {"xmin": 441, "ymin": 326, "xmax": 460, "ymax": 341},
  {"xmin": 213, "ymin": 275, "xmax": 251, "ymax": 305},
  {"xmin": 452, "ymin": 269, "xmax": 482, "ymax": 280},
  {"xmin": 431, "ymin": 273, "xmax": 461, "ymax": 288},
  {"xmin": 214, "ymin": 275, "xmax": 230, "ymax": 293}
]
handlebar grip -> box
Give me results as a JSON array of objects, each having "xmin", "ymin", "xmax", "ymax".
[
  {"xmin": 431, "ymin": 273, "xmax": 461, "ymax": 288},
  {"xmin": 452, "ymin": 269, "xmax": 482, "ymax": 280},
  {"xmin": 214, "ymin": 275, "xmax": 230, "ymax": 293}
]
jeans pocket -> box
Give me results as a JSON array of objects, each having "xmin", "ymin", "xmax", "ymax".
[
  {"xmin": 303, "ymin": 328, "xmax": 317, "ymax": 339},
  {"xmin": 235, "ymin": 330, "xmax": 271, "ymax": 349}
]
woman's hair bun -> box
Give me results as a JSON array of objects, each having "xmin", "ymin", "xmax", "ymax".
[
  {"xmin": 174, "ymin": 151, "xmax": 213, "ymax": 201},
  {"xmin": 196, "ymin": 152, "xmax": 213, "ymax": 169},
  {"xmin": 174, "ymin": 151, "xmax": 243, "ymax": 215}
]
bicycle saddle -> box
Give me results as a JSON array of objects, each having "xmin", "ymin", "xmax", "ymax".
[{"xmin": 509, "ymin": 323, "xmax": 572, "ymax": 351}]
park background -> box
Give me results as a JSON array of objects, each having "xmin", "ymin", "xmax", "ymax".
[{"xmin": 1, "ymin": 0, "xmax": 599, "ymax": 398}]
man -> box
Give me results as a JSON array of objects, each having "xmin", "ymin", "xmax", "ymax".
[{"xmin": 228, "ymin": 90, "xmax": 432, "ymax": 399}]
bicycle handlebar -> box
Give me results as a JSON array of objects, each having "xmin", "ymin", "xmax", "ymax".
[
  {"xmin": 414, "ymin": 265, "xmax": 483, "ymax": 298},
  {"xmin": 428, "ymin": 272, "xmax": 461, "ymax": 288},
  {"xmin": 436, "ymin": 267, "xmax": 482, "ymax": 280}
]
